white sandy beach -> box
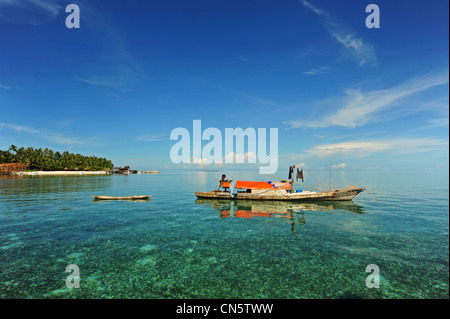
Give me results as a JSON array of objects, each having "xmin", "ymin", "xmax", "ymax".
[{"xmin": 14, "ymin": 171, "xmax": 111, "ymax": 176}]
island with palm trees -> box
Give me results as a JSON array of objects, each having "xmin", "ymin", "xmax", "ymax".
[{"xmin": 0, "ymin": 145, "xmax": 114, "ymax": 175}]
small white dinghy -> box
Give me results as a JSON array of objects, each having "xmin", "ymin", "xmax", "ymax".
[{"xmin": 92, "ymin": 195, "xmax": 152, "ymax": 201}]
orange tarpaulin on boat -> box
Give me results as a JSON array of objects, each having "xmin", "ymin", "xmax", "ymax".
[{"xmin": 221, "ymin": 180, "xmax": 291, "ymax": 190}]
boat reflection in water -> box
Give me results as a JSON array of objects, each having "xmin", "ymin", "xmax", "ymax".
[{"xmin": 195, "ymin": 198, "xmax": 366, "ymax": 234}]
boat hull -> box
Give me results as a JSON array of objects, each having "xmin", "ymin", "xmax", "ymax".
[
  {"xmin": 195, "ymin": 186, "xmax": 365, "ymax": 201},
  {"xmin": 92, "ymin": 195, "xmax": 152, "ymax": 200}
]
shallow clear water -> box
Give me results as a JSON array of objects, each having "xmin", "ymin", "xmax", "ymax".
[{"xmin": 0, "ymin": 170, "xmax": 448, "ymax": 299}]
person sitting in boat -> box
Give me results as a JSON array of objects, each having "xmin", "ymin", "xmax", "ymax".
[{"xmin": 218, "ymin": 174, "xmax": 229, "ymax": 191}]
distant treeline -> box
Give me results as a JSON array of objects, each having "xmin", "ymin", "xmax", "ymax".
[{"xmin": 0, "ymin": 145, "xmax": 114, "ymax": 171}]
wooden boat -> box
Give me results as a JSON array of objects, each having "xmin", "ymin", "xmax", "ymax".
[
  {"xmin": 195, "ymin": 169, "xmax": 365, "ymax": 202},
  {"xmin": 92, "ymin": 195, "xmax": 151, "ymax": 201},
  {"xmin": 195, "ymin": 186, "xmax": 365, "ymax": 201}
]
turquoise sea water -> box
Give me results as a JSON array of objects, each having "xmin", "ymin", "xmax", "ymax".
[{"xmin": 0, "ymin": 170, "xmax": 448, "ymax": 299}]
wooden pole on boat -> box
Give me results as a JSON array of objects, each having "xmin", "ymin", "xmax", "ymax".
[{"xmin": 329, "ymin": 167, "xmax": 331, "ymax": 191}]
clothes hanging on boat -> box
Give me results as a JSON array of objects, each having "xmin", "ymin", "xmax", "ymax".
[
  {"xmin": 296, "ymin": 168, "xmax": 304, "ymax": 182},
  {"xmin": 288, "ymin": 166, "xmax": 293, "ymax": 180}
]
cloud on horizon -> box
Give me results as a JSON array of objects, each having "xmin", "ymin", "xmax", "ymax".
[{"xmin": 305, "ymin": 137, "xmax": 449, "ymax": 158}]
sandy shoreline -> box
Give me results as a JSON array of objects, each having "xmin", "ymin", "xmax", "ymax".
[{"xmin": 13, "ymin": 171, "xmax": 111, "ymax": 176}]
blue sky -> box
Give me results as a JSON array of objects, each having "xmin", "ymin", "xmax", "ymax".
[{"xmin": 0, "ymin": 0, "xmax": 448, "ymax": 173}]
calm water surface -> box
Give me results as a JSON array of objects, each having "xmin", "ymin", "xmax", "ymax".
[{"xmin": 0, "ymin": 170, "xmax": 448, "ymax": 298}]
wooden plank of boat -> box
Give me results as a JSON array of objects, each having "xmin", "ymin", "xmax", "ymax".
[{"xmin": 92, "ymin": 195, "xmax": 152, "ymax": 200}]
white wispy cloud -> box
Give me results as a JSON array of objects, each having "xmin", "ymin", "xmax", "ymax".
[
  {"xmin": 67, "ymin": 3, "xmax": 145, "ymax": 93},
  {"xmin": 306, "ymin": 138, "xmax": 448, "ymax": 158},
  {"xmin": 300, "ymin": 0, "xmax": 376, "ymax": 66},
  {"xmin": 0, "ymin": 0, "xmax": 63, "ymax": 23},
  {"xmin": 424, "ymin": 97, "xmax": 449, "ymax": 128},
  {"xmin": 27, "ymin": 0, "xmax": 62, "ymax": 17},
  {"xmin": 331, "ymin": 163, "xmax": 347, "ymax": 169},
  {"xmin": 285, "ymin": 72, "xmax": 449, "ymax": 129},
  {"xmin": 303, "ymin": 66, "xmax": 333, "ymax": 75},
  {"xmin": 198, "ymin": 80, "xmax": 276, "ymax": 106},
  {"xmin": 0, "ymin": 122, "xmax": 40, "ymax": 134},
  {"xmin": 136, "ymin": 134, "xmax": 168, "ymax": 142},
  {"xmin": 71, "ymin": 75, "xmax": 127, "ymax": 88},
  {"xmin": 0, "ymin": 82, "xmax": 25, "ymax": 90},
  {"xmin": 0, "ymin": 122, "xmax": 87, "ymax": 146},
  {"xmin": 428, "ymin": 118, "xmax": 449, "ymax": 128},
  {"xmin": 224, "ymin": 151, "xmax": 257, "ymax": 163},
  {"xmin": 41, "ymin": 134, "xmax": 86, "ymax": 146}
]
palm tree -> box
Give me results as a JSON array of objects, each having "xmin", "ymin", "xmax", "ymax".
[{"xmin": 8, "ymin": 144, "xmax": 17, "ymax": 155}]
